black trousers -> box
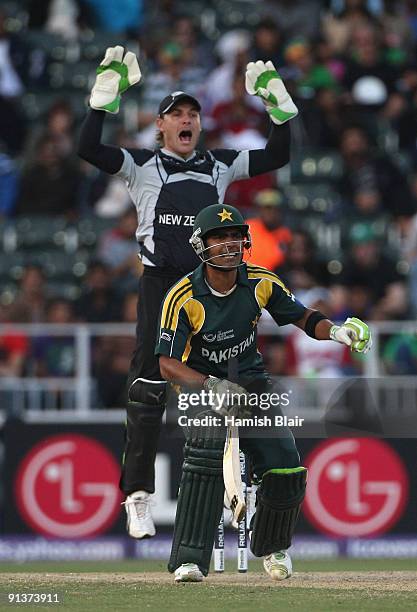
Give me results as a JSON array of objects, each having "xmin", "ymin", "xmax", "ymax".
[{"xmin": 120, "ymin": 266, "xmax": 183, "ymax": 495}]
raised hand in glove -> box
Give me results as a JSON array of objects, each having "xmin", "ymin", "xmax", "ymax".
[
  {"xmin": 90, "ymin": 46, "xmax": 141, "ymax": 114},
  {"xmin": 245, "ymin": 60, "xmax": 298, "ymax": 125},
  {"xmin": 330, "ymin": 317, "xmax": 372, "ymax": 354},
  {"xmin": 203, "ymin": 376, "xmax": 251, "ymax": 418}
]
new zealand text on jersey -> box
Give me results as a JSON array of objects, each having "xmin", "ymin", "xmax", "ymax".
[
  {"xmin": 158, "ymin": 214, "xmax": 195, "ymax": 226},
  {"xmin": 201, "ymin": 331, "xmax": 255, "ymax": 364}
]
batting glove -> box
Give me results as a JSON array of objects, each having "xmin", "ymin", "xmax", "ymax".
[
  {"xmin": 204, "ymin": 376, "xmax": 251, "ymax": 418},
  {"xmin": 90, "ymin": 46, "xmax": 141, "ymax": 114},
  {"xmin": 245, "ymin": 60, "xmax": 298, "ymax": 125},
  {"xmin": 330, "ymin": 317, "xmax": 372, "ymax": 354}
]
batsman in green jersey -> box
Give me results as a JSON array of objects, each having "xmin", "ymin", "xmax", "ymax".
[{"xmin": 156, "ymin": 204, "xmax": 372, "ymax": 583}]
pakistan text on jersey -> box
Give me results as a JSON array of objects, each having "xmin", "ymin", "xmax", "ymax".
[
  {"xmin": 158, "ymin": 214, "xmax": 195, "ymax": 226},
  {"xmin": 201, "ymin": 331, "xmax": 255, "ymax": 363}
]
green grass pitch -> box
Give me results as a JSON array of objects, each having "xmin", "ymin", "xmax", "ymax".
[{"xmin": 1, "ymin": 559, "xmax": 417, "ymax": 611}]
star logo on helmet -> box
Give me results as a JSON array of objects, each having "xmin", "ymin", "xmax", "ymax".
[{"xmin": 218, "ymin": 208, "xmax": 233, "ymax": 222}]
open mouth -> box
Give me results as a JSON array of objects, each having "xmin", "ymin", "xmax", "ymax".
[{"xmin": 179, "ymin": 130, "xmax": 192, "ymax": 144}]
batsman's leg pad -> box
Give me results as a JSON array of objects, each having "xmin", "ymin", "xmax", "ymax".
[
  {"xmin": 250, "ymin": 467, "xmax": 307, "ymax": 557},
  {"xmin": 168, "ymin": 431, "xmax": 225, "ymax": 576},
  {"xmin": 119, "ymin": 401, "xmax": 165, "ymax": 495}
]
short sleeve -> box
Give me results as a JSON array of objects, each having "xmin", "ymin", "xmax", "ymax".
[
  {"xmin": 155, "ymin": 305, "xmax": 192, "ymax": 360},
  {"xmin": 253, "ymin": 273, "xmax": 306, "ymax": 326},
  {"xmin": 211, "ymin": 149, "xmax": 250, "ymax": 182},
  {"xmin": 266, "ymin": 282, "xmax": 306, "ymax": 326},
  {"xmin": 115, "ymin": 149, "xmax": 137, "ymax": 185}
]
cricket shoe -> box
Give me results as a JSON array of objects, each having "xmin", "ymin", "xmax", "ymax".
[
  {"xmin": 263, "ymin": 551, "xmax": 292, "ymax": 581},
  {"xmin": 123, "ymin": 490, "xmax": 156, "ymax": 539},
  {"xmin": 174, "ymin": 563, "xmax": 204, "ymax": 583}
]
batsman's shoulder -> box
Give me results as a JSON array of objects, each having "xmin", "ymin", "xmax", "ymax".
[
  {"xmin": 247, "ymin": 263, "xmax": 292, "ymax": 298},
  {"xmin": 163, "ymin": 273, "xmax": 194, "ymax": 303},
  {"xmin": 246, "ymin": 263, "xmax": 281, "ymax": 282}
]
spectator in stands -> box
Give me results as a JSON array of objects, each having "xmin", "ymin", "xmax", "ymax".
[
  {"xmin": 337, "ymin": 222, "xmax": 408, "ymax": 320},
  {"xmin": 13, "ymin": 265, "xmax": 48, "ymax": 323},
  {"xmin": 259, "ymin": 0, "xmax": 322, "ymax": 42},
  {"xmin": 338, "ymin": 125, "xmax": 415, "ymax": 218},
  {"xmin": 349, "ymin": 186, "xmax": 385, "ymax": 221},
  {"xmin": 74, "ymin": 261, "xmax": 122, "ymax": 322},
  {"xmin": 15, "ymin": 134, "xmax": 81, "ymax": 217},
  {"xmin": 25, "ymin": 99, "xmax": 77, "ymax": 163},
  {"xmin": 322, "ymin": 0, "xmax": 378, "ymax": 54},
  {"xmin": 302, "ymin": 86, "xmax": 347, "ymax": 148},
  {"xmin": 400, "ymin": 186, "xmax": 417, "ymax": 316},
  {"xmin": 0, "ymin": 303, "xmax": 29, "ymax": 377},
  {"xmin": 406, "ymin": 0, "xmax": 417, "ymax": 43},
  {"xmin": 342, "ymin": 23, "xmax": 400, "ymax": 124},
  {"xmin": 207, "ymin": 71, "xmax": 268, "ymax": 149},
  {"xmin": 0, "ymin": 9, "xmax": 27, "ymax": 154},
  {"xmin": 382, "ymin": 332, "xmax": 417, "ymax": 375},
  {"xmin": 172, "ymin": 15, "xmax": 215, "ymax": 74},
  {"xmin": 380, "ymin": 73, "xmax": 417, "ymax": 161},
  {"xmin": 380, "ymin": 0, "xmax": 415, "ymax": 59},
  {"xmin": 0, "ymin": 146, "xmax": 19, "ymax": 218},
  {"xmin": 281, "ymin": 229, "xmax": 329, "ymax": 293},
  {"xmin": 83, "ymin": 0, "xmax": 142, "ymax": 34},
  {"xmin": 249, "ymin": 18, "xmax": 284, "ymax": 67},
  {"xmin": 95, "ymin": 291, "xmax": 137, "ymax": 407},
  {"xmin": 283, "ymin": 38, "xmax": 338, "ymax": 97},
  {"xmin": 96, "ymin": 208, "xmax": 142, "ymax": 294},
  {"xmin": 204, "ymin": 29, "xmax": 251, "ymax": 113},
  {"xmin": 285, "ymin": 288, "xmax": 353, "ymax": 377},
  {"xmin": 32, "ymin": 298, "xmax": 75, "ymax": 377},
  {"xmin": 246, "ymin": 189, "xmax": 292, "ymax": 272}
]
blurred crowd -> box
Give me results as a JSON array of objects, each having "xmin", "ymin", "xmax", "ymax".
[{"xmin": 1, "ymin": 0, "xmax": 417, "ymax": 405}]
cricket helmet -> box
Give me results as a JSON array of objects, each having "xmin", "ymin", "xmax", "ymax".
[{"xmin": 189, "ymin": 204, "xmax": 251, "ymax": 267}]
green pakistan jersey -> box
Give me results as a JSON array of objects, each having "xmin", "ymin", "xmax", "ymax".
[{"xmin": 155, "ymin": 262, "xmax": 306, "ymax": 381}]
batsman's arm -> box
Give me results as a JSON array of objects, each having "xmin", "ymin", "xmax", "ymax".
[{"xmin": 159, "ymin": 355, "xmax": 208, "ymax": 387}]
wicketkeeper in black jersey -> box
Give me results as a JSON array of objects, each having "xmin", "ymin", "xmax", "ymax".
[
  {"xmin": 78, "ymin": 46, "xmax": 299, "ymax": 538},
  {"xmin": 155, "ymin": 203, "xmax": 372, "ymax": 582}
]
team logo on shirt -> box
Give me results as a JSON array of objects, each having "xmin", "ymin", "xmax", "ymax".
[{"xmin": 201, "ymin": 331, "xmax": 255, "ymax": 363}]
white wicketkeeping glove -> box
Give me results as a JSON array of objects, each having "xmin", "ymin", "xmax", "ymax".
[
  {"xmin": 203, "ymin": 377, "xmax": 251, "ymax": 418},
  {"xmin": 90, "ymin": 46, "xmax": 141, "ymax": 114},
  {"xmin": 245, "ymin": 60, "xmax": 298, "ymax": 125},
  {"xmin": 330, "ymin": 317, "xmax": 372, "ymax": 354}
]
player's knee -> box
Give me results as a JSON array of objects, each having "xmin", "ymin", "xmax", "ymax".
[{"xmin": 128, "ymin": 378, "xmax": 166, "ymax": 406}]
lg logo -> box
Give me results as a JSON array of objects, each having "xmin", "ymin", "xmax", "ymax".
[
  {"xmin": 15, "ymin": 435, "xmax": 121, "ymax": 538},
  {"xmin": 303, "ymin": 438, "xmax": 408, "ymax": 537}
]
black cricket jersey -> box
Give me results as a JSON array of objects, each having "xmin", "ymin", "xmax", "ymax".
[
  {"xmin": 155, "ymin": 263, "xmax": 306, "ymax": 381},
  {"xmin": 116, "ymin": 147, "xmax": 250, "ymax": 274}
]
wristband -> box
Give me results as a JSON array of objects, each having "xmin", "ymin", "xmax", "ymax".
[{"xmin": 304, "ymin": 311, "xmax": 328, "ymax": 339}]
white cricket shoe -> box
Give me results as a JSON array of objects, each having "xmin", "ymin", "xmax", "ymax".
[
  {"xmin": 123, "ymin": 490, "xmax": 156, "ymax": 539},
  {"xmin": 263, "ymin": 551, "xmax": 292, "ymax": 580},
  {"xmin": 174, "ymin": 563, "xmax": 204, "ymax": 583}
]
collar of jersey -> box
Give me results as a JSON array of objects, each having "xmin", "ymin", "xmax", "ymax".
[
  {"xmin": 160, "ymin": 148, "xmax": 197, "ymax": 162},
  {"xmin": 191, "ymin": 263, "xmax": 250, "ymax": 296}
]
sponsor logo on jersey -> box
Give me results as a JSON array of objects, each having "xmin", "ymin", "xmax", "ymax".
[
  {"xmin": 203, "ymin": 329, "xmax": 235, "ymax": 343},
  {"xmin": 201, "ymin": 331, "xmax": 255, "ymax": 363},
  {"xmin": 161, "ymin": 331, "xmax": 172, "ymax": 342},
  {"xmin": 158, "ymin": 214, "xmax": 195, "ymax": 226}
]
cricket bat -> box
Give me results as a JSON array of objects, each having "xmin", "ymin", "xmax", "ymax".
[{"xmin": 223, "ymin": 358, "xmax": 246, "ymax": 524}]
